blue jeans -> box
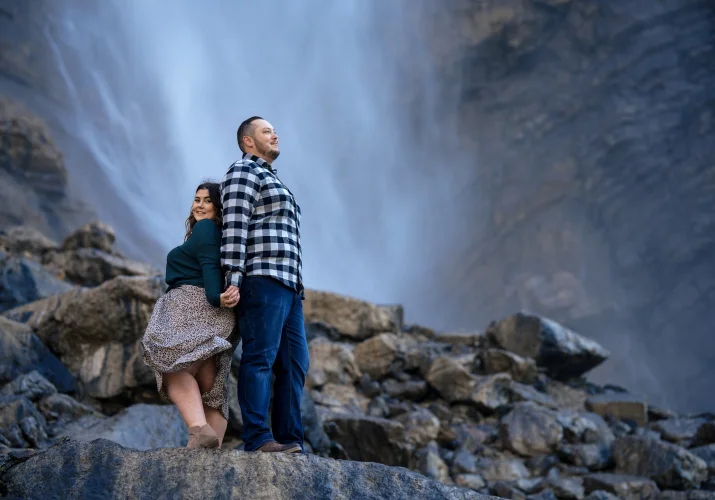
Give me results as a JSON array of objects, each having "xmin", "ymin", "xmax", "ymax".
[{"xmin": 236, "ymin": 276, "xmax": 310, "ymax": 451}]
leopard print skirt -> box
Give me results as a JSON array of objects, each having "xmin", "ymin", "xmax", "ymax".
[{"xmin": 141, "ymin": 285, "xmax": 237, "ymax": 420}]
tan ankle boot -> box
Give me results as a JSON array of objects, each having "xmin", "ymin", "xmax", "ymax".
[{"xmin": 187, "ymin": 424, "xmax": 219, "ymax": 449}]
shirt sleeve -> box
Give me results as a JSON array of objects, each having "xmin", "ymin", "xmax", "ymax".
[
  {"xmin": 192, "ymin": 220, "xmax": 223, "ymax": 307},
  {"xmin": 220, "ymin": 162, "xmax": 261, "ymax": 289}
]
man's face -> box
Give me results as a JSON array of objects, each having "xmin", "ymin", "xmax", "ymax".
[{"xmin": 247, "ymin": 119, "xmax": 280, "ymax": 161}]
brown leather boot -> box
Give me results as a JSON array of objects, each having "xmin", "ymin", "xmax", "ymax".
[
  {"xmin": 186, "ymin": 424, "xmax": 219, "ymax": 449},
  {"xmin": 256, "ymin": 441, "xmax": 301, "ymax": 453}
]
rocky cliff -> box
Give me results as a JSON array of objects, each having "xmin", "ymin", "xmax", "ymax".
[
  {"xmin": 1, "ymin": 0, "xmax": 713, "ymax": 427},
  {"xmin": 2, "ymin": 224, "xmax": 714, "ymax": 499},
  {"xmin": 0, "ymin": 0, "xmax": 168, "ymax": 264},
  {"xmin": 402, "ymin": 0, "xmax": 715, "ymax": 414}
]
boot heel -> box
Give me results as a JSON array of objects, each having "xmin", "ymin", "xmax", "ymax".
[
  {"xmin": 187, "ymin": 426, "xmax": 201, "ymax": 449},
  {"xmin": 198, "ymin": 424, "xmax": 219, "ymax": 448},
  {"xmin": 187, "ymin": 424, "xmax": 218, "ymax": 449}
]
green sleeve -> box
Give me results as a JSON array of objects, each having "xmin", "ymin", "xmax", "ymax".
[{"xmin": 191, "ymin": 220, "xmax": 223, "ymax": 307}]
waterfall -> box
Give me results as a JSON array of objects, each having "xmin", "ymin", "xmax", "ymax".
[{"xmin": 43, "ymin": 1, "xmax": 476, "ymax": 326}]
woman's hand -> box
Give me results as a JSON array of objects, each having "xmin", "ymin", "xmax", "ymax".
[{"xmin": 220, "ymin": 286, "xmax": 240, "ymax": 308}]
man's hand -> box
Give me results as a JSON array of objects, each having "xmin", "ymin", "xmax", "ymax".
[{"xmin": 220, "ymin": 285, "xmax": 240, "ymax": 308}]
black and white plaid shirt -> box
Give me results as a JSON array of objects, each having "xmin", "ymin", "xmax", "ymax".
[{"xmin": 220, "ymin": 153, "xmax": 303, "ymax": 295}]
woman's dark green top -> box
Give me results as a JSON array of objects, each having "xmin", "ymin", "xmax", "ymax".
[{"xmin": 165, "ymin": 219, "xmax": 223, "ymax": 307}]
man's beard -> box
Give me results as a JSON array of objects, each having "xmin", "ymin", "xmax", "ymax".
[{"xmin": 257, "ymin": 143, "xmax": 280, "ymax": 161}]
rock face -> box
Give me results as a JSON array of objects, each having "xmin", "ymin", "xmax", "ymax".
[
  {"xmin": 0, "ymin": 98, "xmax": 66, "ymax": 201},
  {"xmin": 410, "ymin": 0, "xmax": 715, "ymax": 414},
  {"xmin": 0, "ymin": 99, "xmax": 94, "ymax": 241},
  {"xmin": 1, "ymin": 0, "xmax": 172, "ymax": 266},
  {"xmin": 0, "ymin": 439, "xmax": 491, "ymax": 500},
  {"xmin": 4, "ymin": 275, "xmax": 162, "ymax": 398},
  {"xmin": 303, "ymin": 289, "xmax": 403, "ymax": 340}
]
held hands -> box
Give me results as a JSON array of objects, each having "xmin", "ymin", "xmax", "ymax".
[{"xmin": 220, "ymin": 285, "xmax": 240, "ymax": 308}]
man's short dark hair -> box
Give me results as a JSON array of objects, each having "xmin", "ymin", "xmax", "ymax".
[{"xmin": 237, "ymin": 116, "xmax": 263, "ymax": 153}]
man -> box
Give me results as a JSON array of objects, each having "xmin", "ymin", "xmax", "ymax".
[{"xmin": 220, "ymin": 116, "xmax": 309, "ymax": 453}]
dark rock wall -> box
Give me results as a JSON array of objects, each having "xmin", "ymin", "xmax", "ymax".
[
  {"xmin": 0, "ymin": 0, "xmax": 166, "ymax": 263},
  {"xmin": 418, "ymin": 0, "xmax": 715, "ymax": 412}
]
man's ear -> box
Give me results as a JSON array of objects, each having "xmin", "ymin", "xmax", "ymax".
[{"xmin": 242, "ymin": 135, "xmax": 253, "ymax": 149}]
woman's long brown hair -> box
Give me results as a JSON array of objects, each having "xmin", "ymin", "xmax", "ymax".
[{"xmin": 184, "ymin": 182, "xmax": 222, "ymax": 241}]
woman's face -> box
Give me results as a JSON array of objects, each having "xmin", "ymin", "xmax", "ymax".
[{"xmin": 192, "ymin": 189, "xmax": 215, "ymax": 222}]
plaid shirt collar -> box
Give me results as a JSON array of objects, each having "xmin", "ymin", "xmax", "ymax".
[{"xmin": 243, "ymin": 153, "xmax": 277, "ymax": 175}]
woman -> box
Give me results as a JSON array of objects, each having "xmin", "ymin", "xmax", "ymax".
[{"xmin": 142, "ymin": 182, "xmax": 239, "ymax": 449}]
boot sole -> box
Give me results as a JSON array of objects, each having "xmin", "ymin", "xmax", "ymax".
[{"xmin": 256, "ymin": 443, "xmax": 302, "ymax": 453}]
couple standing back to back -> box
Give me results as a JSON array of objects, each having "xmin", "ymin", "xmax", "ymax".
[{"xmin": 142, "ymin": 116, "xmax": 310, "ymax": 453}]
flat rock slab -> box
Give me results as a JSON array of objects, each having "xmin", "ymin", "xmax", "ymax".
[{"xmin": 0, "ymin": 439, "xmax": 496, "ymax": 500}]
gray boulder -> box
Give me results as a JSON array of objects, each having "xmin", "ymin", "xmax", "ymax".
[
  {"xmin": 323, "ymin": 413, "xmax": 412, "ymax": 467},
  {"xmin": 0, "ymin": 438, "xmax": 493, "ymax": 499},
  {"xmin": 61, "ymin": 221, "xmax": 116, "ymax": 253},
  {"xmin": 500, "ymin": 402, "xmax": 564, "ymax": 457},
  {"xmin": 0, "ymin": 370, "xmax": 57, "ymax": 401},
  {"xmin": 0, "ymin": 395, "xmax": 48, "ymax": 448},
  {"xmin": 585, "ymin": 392, "xmax": 649, "ymax": 426},
  {"xmin": 582, "ymin": 473, "xmax": 659, "ymax": 500},
  {"xmin": 0, "ymin": 253, "xmax": 74, "ymax": 312},
  {"xmin": 36, "ymin": 393, "xmax": 102, "ymax": 433},
  {"xmin": 652, "ymin": 417, "xmax": 709, "ymax": 446},
  {"xmin": 613, "ymin": 435, "xmax": 708, "ymax": 490},
  {"xmin": 689, "ymin": 443, "xmax": 715, "ymax": 475},
  {"xmin": 3, "ymin": 275, "xmax": 162, "ymax": 399},
  {"xmin": 485, "ymin": 313, "xmax": 609, "ymax": 380},
  {"xmin": 0, "ymin": 317, "xmax": 74, "ymax": 393},
  {"xmin": 47, "ymin": 247, "xmax": 158, "ymax": 287},
  {"xmin": 300, "ymin": 389, "xmax": 331, "ymax": 455},
  {"xmin": 0, "ymin": 226, "xmax": 58, "ymax": 256}
]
